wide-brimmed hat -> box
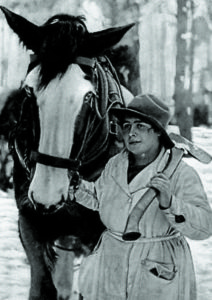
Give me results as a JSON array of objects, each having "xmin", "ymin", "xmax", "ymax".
[{"xmin": 111, "ymin": 94, "xmax": 174, "ymax": 149}]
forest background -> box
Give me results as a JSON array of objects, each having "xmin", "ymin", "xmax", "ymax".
[
  {"xmin": 0, "ymin": 0, "xmax": 212, "ymax": 189},
  {"xmin": 1, "ymin": 0, "xmax": 212, "ymax": 137},
  {"xmin": 0, "ymin": 0, "xmax": 212, "ymax": 139}
]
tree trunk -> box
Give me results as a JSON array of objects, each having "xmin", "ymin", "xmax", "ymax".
[
  {"xmin": 103, "ymin": 0, "xmax": 141, "ymax": 95},
  {"xmin": 174, "ymin": 0, "xmax": 193, "ymax": 140}
]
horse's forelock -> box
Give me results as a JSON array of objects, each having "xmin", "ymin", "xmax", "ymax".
[
  {"xmin": 36, "ymin": 14, "xmax": 88, "ymax": 89},
  {"xmin": 44, "ymin": 14, "xmax": 86, "ymax": 27},
  {"xmin": 41, "ymin": 14, "xmax": 88, "ymax": 46}
]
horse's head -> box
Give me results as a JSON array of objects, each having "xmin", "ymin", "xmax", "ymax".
[{"xmin": 1, "ymin": 6, "xmax": 134, "ymax": 212}]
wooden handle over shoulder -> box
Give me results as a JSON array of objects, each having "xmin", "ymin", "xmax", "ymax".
[{"xmin": 122, "ymin": 148, "xmax": 184, "ymax": 241}]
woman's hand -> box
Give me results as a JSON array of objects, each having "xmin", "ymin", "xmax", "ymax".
[
  {"xmin": 148, "ymin": 173, "xmax": 172, "ymax": 209},
  {"xmin": 69, "ymin": 170, "xmax": 82, "ymax": 200},
  {"xmin": 70, "ymin": 170, "xmax": 81, "ymax": 188}
]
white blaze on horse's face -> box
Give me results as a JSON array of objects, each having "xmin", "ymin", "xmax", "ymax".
[{"xmin": 28, "ymin": 64, "xmax": 95, "ymax": 207}]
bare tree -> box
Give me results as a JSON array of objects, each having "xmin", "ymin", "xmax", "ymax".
[
  {"xmin": 174, "ymin": 0, "xmax": 195, "ymax": 140},
  {"xmin": 95, "ymin": 0, "xmax": 141, "ymax": 94}
]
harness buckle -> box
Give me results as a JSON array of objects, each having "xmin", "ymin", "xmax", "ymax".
[
  {"xmin": 84, "ymin": 91, "xmax": 95, "ymax": 107},
  {"xmin": 109, "ymin": 121, "xmax": 118, "ymax": 135}
]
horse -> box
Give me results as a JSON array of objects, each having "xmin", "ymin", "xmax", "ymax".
[
  {"xmin": 0, "ymin": 87, "xmax": 26, "ymax": 190},
  {"xmin": 0, "ymin": 6, "xmax": 134, "ymax": 300}
]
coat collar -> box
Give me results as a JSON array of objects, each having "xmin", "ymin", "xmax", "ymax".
[{"xmin": 111, "ymin": 148, "xmax": 170, "ymax": 195}]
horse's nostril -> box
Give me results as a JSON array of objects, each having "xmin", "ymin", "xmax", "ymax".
[
  {"xmin": 28, "ymin": 190, "xmax": 37, "ymax": 210},
  {"xmin": 38, "ymin": 199, "xmax": 66, "ymax": 215},
  {"xmin": 30, "ymin": 191, "xmax": 34, "ymax": 201}
]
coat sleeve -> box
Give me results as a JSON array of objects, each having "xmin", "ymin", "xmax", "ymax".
[
  {"xmin": 73, "ymin": 157, "xmax": 114, "ymax": 211},
  {"xmin": 74, "ymin": 179, "xmax": 99, "ymax": 210},
  {"xmin": 161, "ymin": 161, "xmax": 212, "ymax": 240}
]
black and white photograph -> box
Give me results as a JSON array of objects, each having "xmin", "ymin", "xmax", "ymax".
[{"xmin": 0, "ymin": 1, "xmax": 212, "ymax": 299}]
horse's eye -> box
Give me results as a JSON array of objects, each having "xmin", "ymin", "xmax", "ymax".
[
  {"xmin": 76, "ymin": 23, "xmax": 86, "ymax": 34},
  {"xmin": 84, "ymin": 74, "xmax": 92, "ymax": 80}
]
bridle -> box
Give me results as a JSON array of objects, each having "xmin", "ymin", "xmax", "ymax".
[
  {"xmin": 10, "ymin": 55, "xmax": 125, "ymax": 207},
  {"xmin": 30, "ymin": 151, "xmax": 81, "ymax": 171}
]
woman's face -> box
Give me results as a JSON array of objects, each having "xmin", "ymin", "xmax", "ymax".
[{"xmin": 121, "ymin": 117, "xmax": 161, "ymax": 158}]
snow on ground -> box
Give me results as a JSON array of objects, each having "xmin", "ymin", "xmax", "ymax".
[
  {"xmin": 0, "ymin": 190, "xmax": 29, "ymax": 300},
  {"xmin": 184, "ymin": 127, "xmax": 212, "ymax": 300},
  {"xmin": 0, "ymin": 127, "xmax": 212, "ymax": 300}
]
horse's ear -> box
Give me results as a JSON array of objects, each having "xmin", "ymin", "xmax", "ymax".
[
  {"xmin": 0, "ymin": 6, "xmax": 40, "ymax": 52},
  {"xmin": 80, "ymin": 23, "xmax": 135, "ymax": 57}
]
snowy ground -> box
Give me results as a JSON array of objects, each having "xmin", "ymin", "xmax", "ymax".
[
  {"xmin": 183, "ymin": 127, "xmax": 212, "ymax": 300},
  {"xmin": 0, "ymin": 127, "xmax": 212, "ymax": 300}
]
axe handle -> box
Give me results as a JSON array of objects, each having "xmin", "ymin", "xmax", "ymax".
[{"xmin": 122, "ymin": 148, "xmax": 184, "ymax": 241}]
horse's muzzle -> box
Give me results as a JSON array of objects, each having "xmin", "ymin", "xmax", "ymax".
[{"xmin": 29, "ymin": 191, "xmax": 67, "ymax": 215}]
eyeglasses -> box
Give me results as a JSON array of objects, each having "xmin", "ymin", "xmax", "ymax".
[{"xmin": 122, "ymin": 122, "xmax": 152, "ymax": 134}]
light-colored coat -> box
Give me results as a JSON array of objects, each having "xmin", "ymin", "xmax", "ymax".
[{"xmin": 75, "ymin": 148, "xmax": 212, "ymax": 300}]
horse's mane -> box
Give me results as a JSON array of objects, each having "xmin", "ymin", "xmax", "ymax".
[
  {"xmin": 0, "ymin": 88, "xmax": 26, "ymax": 139},
  {"xmin": 36, "ymin": 14, "xmax": 88, "ymax": 89}
]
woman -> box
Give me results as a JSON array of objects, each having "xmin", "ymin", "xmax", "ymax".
[{"xmin": 72, "ymin": 94, "xmax": 212, "ymax": 300}]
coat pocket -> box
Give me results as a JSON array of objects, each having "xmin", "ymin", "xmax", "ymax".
[
  {"xmin": 142, "ymin": 259, "xmax": 177, "ymax": 281},
  {"xmin": 129, "ymin": 259, "xmax": 179, "ymax": 300}
]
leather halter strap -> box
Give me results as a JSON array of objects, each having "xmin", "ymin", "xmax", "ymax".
[
  {"xmin": 26, "ymin": 55, "xmax": 96, "ymax": 171},
  {"xmin": 30, "ymin": 151, "xmax": 80, "ymax": 171}
]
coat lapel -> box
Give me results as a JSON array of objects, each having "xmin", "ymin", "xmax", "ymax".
[
  {"xmin": 111, "ymin": 148, "xmax": 170, "ymax": 198},
  {"xmin": 111, "ymin": 150, "xmax": 130, "ymax": 197},
  {"xmin": 128, "ymin": 148, "xmax": 170, "ymax": 213}
]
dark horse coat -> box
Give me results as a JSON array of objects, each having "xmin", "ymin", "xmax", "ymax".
[{"xmin": 0, "ymin": 6, "xmax": 134, "ymax": 300}]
